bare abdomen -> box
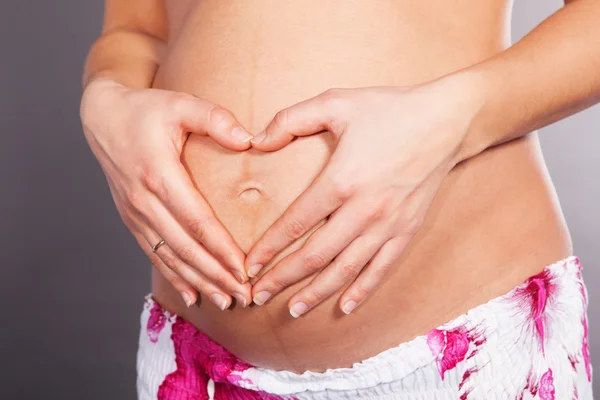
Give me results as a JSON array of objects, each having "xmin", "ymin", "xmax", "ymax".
[{"xmin": 150, "ymin": 0, "xmax": 571, "ymax": 372}]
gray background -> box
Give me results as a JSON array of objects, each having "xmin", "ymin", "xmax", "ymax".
[{"xmin": 1, "ymin": 1, "xmax": 597, "ymax": 399}]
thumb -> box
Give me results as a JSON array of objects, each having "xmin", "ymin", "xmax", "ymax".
[
  {"xmin": 177, "ymin": 95, "xmax": 254, "ymax": 151},
  {"xmin": 250, "ymin": 89, "xmax": 347, "ymax": 151}
]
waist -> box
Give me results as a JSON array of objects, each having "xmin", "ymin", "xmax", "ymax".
[
  {"xmin": 150, "ymin": 16, "xmax": 571, "ymax": 370},
  {"xmin": 152, "ymin": 133, "xmax": 572, "ymax": 373}
]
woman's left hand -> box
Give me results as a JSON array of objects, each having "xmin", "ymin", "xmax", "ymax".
[{"xmin": 245, "ymin": 72, "xmax": 484, "ymax": 317}]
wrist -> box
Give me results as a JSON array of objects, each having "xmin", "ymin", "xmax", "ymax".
[
  {"xmin": 80, "ymin": 77, "xmax": 127, "ymax": 126},
  {"xmin": 436, "ymin": 66, "xmax": 496, "ymax": 167}
]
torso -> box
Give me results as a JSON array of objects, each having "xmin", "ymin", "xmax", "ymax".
[{"xmin": 151, "ymin": 0, "xmax": 572, "ymax": 373}]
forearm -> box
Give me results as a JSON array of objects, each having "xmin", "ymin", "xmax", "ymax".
[
  {"xmin": 453, "ymin": 0, "xmax": 600, "ymax": 164},
  {"xmin": 82, "ymin": 29, "xmax": 165, "ymax": 91}
]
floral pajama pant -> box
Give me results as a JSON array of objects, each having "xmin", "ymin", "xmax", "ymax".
[{"xmin": 136, "ymin": 255, "xmax": 594, "ymax": 399}]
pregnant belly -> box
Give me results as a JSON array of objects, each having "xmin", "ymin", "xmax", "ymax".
[{"xmin": 149, "ymin": 2, "xmax": 571, "ymax": 373}]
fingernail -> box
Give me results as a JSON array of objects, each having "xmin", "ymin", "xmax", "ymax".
[
  {"xmin": 342, "ymin": 300, "xmax": 357, "ymax": 314},
  {"xmin": 210, "ymin": 293, "xmax": 228, "ymax": 310},
  {"xmin": 233, "ymin": 269, "xmax": 246, "ymax": 284},
  {"xmin": 253, "ymin": 291, "xmax": 272, "ymax": 306},
  {"xmin": 232, "ymin": 127, "xmax": 254, "ymax": 143},
  {"xmin": 250, "ymin": 131, "xmax": 266, "ymax": 144},
  {"xmin": 290, "ymin": 302, "xmax": 309, "ymax": 318},
  {"xmin": 232, "ymin": 292, "xmax": 247, "ymax": 307},
  {"xmin": 181, "ymin": 292, "xmax": 193, "ymax": 307},
  {"xmin": 247, "ymin": 264, "xmax": 263, "ymax": 278}
]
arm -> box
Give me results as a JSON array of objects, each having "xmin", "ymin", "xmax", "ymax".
[
  {"xmin": 453, "ymin": 0, "xmax": 600, "ymax": 165},
  {"xmin": 80, "ymin": 0, "xmax": 255, "ymax": 310},
  {"xmin": 82, "ymin": 0, "xmax": 167, "ymax": 90}
]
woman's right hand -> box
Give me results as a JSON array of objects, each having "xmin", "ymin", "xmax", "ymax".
[{"xmin": 80, "ymin": 77, "xmax": 254, "ymax": 310}]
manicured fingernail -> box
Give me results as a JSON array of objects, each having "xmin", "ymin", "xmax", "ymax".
[
  {"xmin": 247, "ymin": 264, "xmax": 263, "ymax": 278},
  {"xmin": 232, "ymin": 127, "xmax": 254, "ymax": 143},
  {"xmin": 290, "ymin": 302, "xmax": 309, "ymax": 318},
  {"xmin": 181, "ymin": 292, "xmax": 193, "ymax": 307},
  {"xmin": 253, "ymin": 291, "xmax": 272, "ymax": 306},
  {"xmin": 342, "ymin": 300, "xmax": 357, "ymax": 314},
  {"xmin": 210, "ymin": 293, "xmax": 228, "ymax": 310},
  {"xmin": 232, "ymin": 292, "xmax": 247, "ymax": 307},
  {"xmin": 233, "ymin": 269, "xmax": 246, "ymax": 284},
  {"xmin": 250, "ymin": 131, "xmax": 266, "ymax": 144}
]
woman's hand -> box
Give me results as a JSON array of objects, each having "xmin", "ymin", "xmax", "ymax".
[
  {"xmin": 245, "ymin": 73, "xmax": 485, "ymax": 317},
  {"xmin": 80, "ymin": 77, "xmax": 255, "ymax": 310}
]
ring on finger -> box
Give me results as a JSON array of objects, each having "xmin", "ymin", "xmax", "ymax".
[{"xmin": 152, "ymin": 239, "xmax": 166, "ymax": 253}]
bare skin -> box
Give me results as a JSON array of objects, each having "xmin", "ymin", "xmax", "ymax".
[
  {"xmin": 80, "ymin": 0, "xmax": 600, "ymax": 374},
  {"xmin": 149, "ymin": 0, "xmax": 571, "ymax": 373}
]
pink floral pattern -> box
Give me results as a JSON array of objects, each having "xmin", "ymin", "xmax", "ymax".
[
  {"xmin": 147, "ymin": 301, "xmax": 168, "ymax": 343},
  {"xmin": 539, "ymin": 369, "xmax": 555, "ymax": 400},
  {"xmin": 426, "ymin": 328, "xmax": 470, "ymax": 379},
  {"xmin": 157, "ymin": 318, "xmax": 293, "ymax": 399},
  {"xmin": 137, "ymin": 257, "xmax": 592, "ymax": 399}
]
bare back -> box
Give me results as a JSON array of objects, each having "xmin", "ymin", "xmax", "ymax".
[{"xmin": 151, "ymin": 0, "xmax": 572, "ymax": 373}]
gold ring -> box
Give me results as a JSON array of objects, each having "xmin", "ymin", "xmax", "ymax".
[{"xmin": 152, "ymin": 239, "xmax": 166, "ymax": 253}]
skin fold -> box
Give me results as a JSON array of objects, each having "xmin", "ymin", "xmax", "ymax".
[{"xmin": 81, "ymin": 0, "xmax": 599, "ymax": 372}]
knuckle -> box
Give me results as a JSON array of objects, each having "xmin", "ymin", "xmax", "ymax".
[
  {"xmin": 321, "ymin": 88, "xmax": 348, "ymax": 113},
  {"xmin": 282, "ymin": 218, "xmax": 306, "ymax": 241},
  {"xmin": 330, "ymin": 174, "xmax": 355, "ymax": 200},
  {"xmin": 403, "ymin": 214, "xmax": 423, "ymax": 236},
  {"xmin": 165, "ymin": 95, "xmax": 191, "ymax": 120},
  {"xmin": 354, "ymin": 285, "xmax": 371, "ymax": 299},
  {"xmin": 142, "ymin": 171, "xmax": 168, "ymax": 197},
  {"xmin": 125, "ymin": 189, "xmax": 145, "ymax": 212},
  {"xmin": 303, "ymin": 250, "xmax": 328, "ymax": 271},
  {"xmin": 210, "ymin": 270, "xmax": 230, "ymax": 289},
  {"xmin": 308, "ymin": 289, "xmax": 327, "ymax": 304},
  {"xmin": 269, "ymin": 276, "xmax": 287, "ymax": 292},
  {"xmin": 160, "ymin": 251, "xmax": 177, "ymax": 269},
  {"xmin": 375, "ymin": 260, "xmax": 394, "ymax": 277},
  {"xmin": 338, "ymin": 260, "xmax": 363, "ymax": 280},
  {"xmin": 188, "ymin": 215, "xmax": 212, "ymax": 242},
  {"xmin": 167, "ymin": 93, "xmax": 191, "ymax": 113},
  {"xmin": 191, "ymin": 277, "xmax": 207, "ymax": 293},
  {"xmin": 259, "ymin": 245, "xmax": 280, "ymax": 262},
  {"xmin": 176, "ymin": 246, "xmax": 195, "ymax": 264},
  {"xmin": 368, "ymin": 203, "xmax": 387, "ymax": 221},
  {"xmin": 272, "ymin": 109, "xmax": 289, "ymax": 131},
  {"xmin": 207, "ymin": 105, "xmax": 232, "ymax": 130}
]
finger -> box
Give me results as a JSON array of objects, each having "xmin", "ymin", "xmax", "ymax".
[
  {"xmin": 139, "ymin": 225, "xmax": 250, "ymax": 310},
  {"xmin": 250, "ymin": 197, "xmax": 371, "ymax": 304},
  {"xmin": 131, "ymin": 230, "xmax": 198, "ymax": 307},
  {"xmin": 153, "ymin": 244, "xmax": 235, "ymax": 310},
  {"xmin": 250, "ymin": 88, "xmax": 349, "ymax": 151},
  {"xmin": 175, "ymin": 94, "xmax": 254, "ymax": 150},
  {"xmin": 338, "ymin": 236, "xmax": 410, "ymax": 314},
  {"xmin": 287, "ymin": 235, "xmax": 382, "ymax": 318},
  {"xmin": 145, "ymin": 160, "xmax": 248, "ymax": 285},
  {"xmin": 139, "ymin": 194, "xmax": 252, "ymax": 302},
  {"xmin": 244, "ymin": 169, "xmax": 343, "ymax": 280}
]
